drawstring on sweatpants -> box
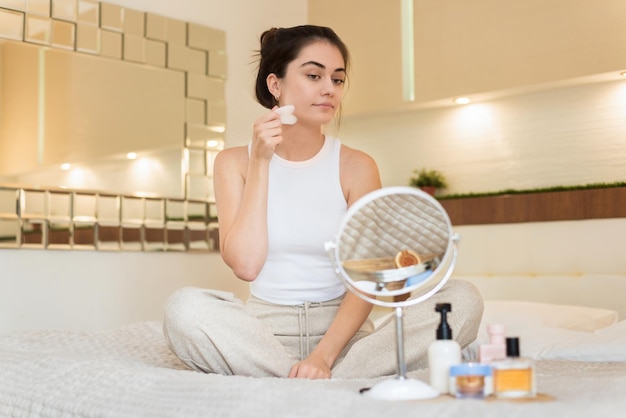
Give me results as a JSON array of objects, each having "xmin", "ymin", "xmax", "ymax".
[{"xmin": 296, "ymin": 302, "xmax": 321, "ymax": 360}]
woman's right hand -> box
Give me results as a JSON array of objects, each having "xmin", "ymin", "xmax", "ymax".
[{"xmin": 251, "ymin": 107, "xmax": 283, "ymax": 160}]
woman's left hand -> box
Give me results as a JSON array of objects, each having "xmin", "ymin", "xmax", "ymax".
[{"xmin": 288, "ymin": 354, "xmax": 332, "ymax": 379}]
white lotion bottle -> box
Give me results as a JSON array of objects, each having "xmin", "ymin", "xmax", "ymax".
[{"xmin": 428, "ymin": 303, "xmax": 461, "ymax": 395}]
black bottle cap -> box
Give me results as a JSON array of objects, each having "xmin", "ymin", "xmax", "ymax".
[
  {"xmin": 506, "ymin": 337, "xmax": 520, "ymax": 357},
  {"xmin": 435, "ymin": 303, "xmax": 453, "ymax": 340}
]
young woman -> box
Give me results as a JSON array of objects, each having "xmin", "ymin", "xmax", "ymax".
[{"xmin": 163, "ymin": 25, "xmax": 483, "ymax": 380}]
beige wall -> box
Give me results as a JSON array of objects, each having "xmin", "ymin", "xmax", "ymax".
[
  {"xmin": 0, "ymin": 250, "xmax": 249, "ymax": 332},
  {"xmin": 454, "ymin": 218, "xmax": 626, "ymax": 320},
  {"xmin": 412, "ymin": 0, "xmax": 626, "ymax": 104},
  {"xmin": 309, "ymin": 0, "xmax": 403, "ymax": 116},
  {"xmin": 339, "ymin": 78, "xmax": 626, "ymax": 193},
  {"xmin": 311, "ymin": 0, "xmax": 626, "ymax": 192},
  {"xmin": 310, "ymin": 0, "xmax": 626, "ymax": 115},
  {"xmin": 0, "ymin": 41, "xmax": 185, "ymax": 177}
]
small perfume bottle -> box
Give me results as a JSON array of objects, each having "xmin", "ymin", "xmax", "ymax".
[
  {"xmin": 492, "ymin": 337, "xmax": 536, "ymax": 398},
  {"xmin": 479, "ymin": 324, "xmax": 506, "ymax": 364}
]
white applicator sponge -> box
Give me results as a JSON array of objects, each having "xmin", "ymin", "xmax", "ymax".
[{"xmin": 275, "ymin": 105, "xmax": 297, "ymax": 125}]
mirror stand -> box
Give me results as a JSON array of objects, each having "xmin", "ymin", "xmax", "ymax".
[{"xmin": 363, "ymin": 307, "xmax": 438, "ymax": 400}]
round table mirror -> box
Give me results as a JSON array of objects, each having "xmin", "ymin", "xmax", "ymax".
[{"xmin": 325, "ymin": 186, "xmax": 459, "ymax": 400}]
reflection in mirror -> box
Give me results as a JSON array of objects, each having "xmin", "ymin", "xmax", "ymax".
[
  {"xmin": 0, "ymin": 7, "xmax": 23, "ymax": 41},
  {"xmin": 0, "ymin": 1, "xmax": 226, "ymax": 252},
  {"xmin": 188, "ymin": 222, "xmax": 209, "ymax": 251},
  {"xmin": 188, "ymin": 201, "xmax": 209, "ymax": 222},
  {"xmin": 74, "ymin": 193, "xmax": 96, "ymax": 222},
  {"xmin": 0, "ymin": 188, "xmax": 18, "ymax": 245},
  {"xmin": 0, "ymin": 218, "xmax": 18, "ymax": 246},
  {"xmin": 122, "ymin": 196, "xmax": 144, "ymax": 225},
  {"xmin": 0, "ymin": 188, "xmax": 17, "ymax": 216},
  {"xmin": 121, "ymin": 194, "xmax": 143, "ymax": 250},
  {"xmin": 145, "ymin": 198, "xmax": 165, "ymax": 251},
  {"xmin": 167, "ymin": 223, "xmax": 186, "ymax": 252},
  {"xmin": 49, "ymin": 219, "xmax": 71, "ymax": 248},
  {"xmin": 334, "ymin": 188, "xmax": 454, "ymax": 306},
  {"xmin": 145, "ymin": 199, "xmax": 165, "ymax": 225},
  {"xmin": 21, "ymin": 219, "xmax": 45, "ymax": 248},
  {"xmin": 0, "ymin": 184, "xmax": 217, "ymax": 251},
  {"xmin": 97, "ymin": 223, "xmax": 120, "ymax": 251},
  {"xmin": 22, "ymin": 190, "xmax": 46, "ymax": 218},
  {"xmin": 121, "ymin": 224, "xmax": 142, "ymax": 251},
  {"xmin": 97, "ymin": 194, "xmax": 120, "ymax": 224},
  {"xmin": 189, "ymin": 149, "xmax": 207, "ymax": 175},
  {"xmin": 49, "ymin": 191, "xmax": 71, "ymax": 221},
  {"xmin": 74, "ymin": 222, "xmax": 97, "ymax": 249},
  {"xmin": 145, "ymin": 224, "xmax": 165, "ymax": 252},
  {"xmin": 166, "ymin": 199, "xmax": 186, "ymax": 223},
  {"xmin": 0, "ymin": 40, "xmax": 185, "ymax": 178}
]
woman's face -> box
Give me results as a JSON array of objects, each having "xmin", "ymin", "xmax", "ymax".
[{"xmin": 275, "ymin": 41, "xmax": 346, "ymax": 126}]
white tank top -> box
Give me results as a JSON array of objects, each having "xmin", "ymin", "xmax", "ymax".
[{"xmin": 250, "ymin": 136, "xmax": 347, "ymax": 305}]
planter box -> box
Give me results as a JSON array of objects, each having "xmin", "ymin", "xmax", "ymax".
[{"xmin": 439, "ymin": 187, "xmax": 626, "ymax": 225}]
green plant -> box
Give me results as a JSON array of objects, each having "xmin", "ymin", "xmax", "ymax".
[
  {"xmin": 437, "ymin": 181, "xmax": 626, "ymax": 200},
  {"xmin": 409, "ymin": 168, "xmax": 448, "ymax": 189}
]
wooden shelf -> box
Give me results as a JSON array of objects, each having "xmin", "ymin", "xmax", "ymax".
[{"xmin": 438, "ymin": 187, "xmax": 626, "ymax": 225}]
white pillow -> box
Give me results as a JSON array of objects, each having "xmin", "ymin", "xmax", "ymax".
[
  {"xmin": 519, "ymin": 320, "xmax": 626, "ymax": 361},
  {"xmin": 482, "ymin": 300, "xmax": 619, "ymax": 333},
  {"xmin": 463, "ymin": 300, "xmax": 619, "ymax": 361}
]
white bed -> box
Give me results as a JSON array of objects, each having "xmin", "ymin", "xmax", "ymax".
[
  {"xmin": 2, "ymin": 307, "xmax": 626, "ymax": 418},
  {"xmin": 2, "ymin": 218, "xmax": 625, "ymax": 417}
]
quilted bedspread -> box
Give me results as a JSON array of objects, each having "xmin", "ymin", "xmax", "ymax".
[{"xmin": 1, "ymin": 321, "xmax": 626, "ymax": 418}]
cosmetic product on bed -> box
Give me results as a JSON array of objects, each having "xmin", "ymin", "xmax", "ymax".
[
  {"xmin": 428, "ymin": 303, "xmax": 461, "ymax": 394},
  {"xmin": 492, "ymin": 337, "xmax": 536, "ymax": 398},
  {"xmin": 449, "ymin": 363, "xmax": 492, "ymax": 399},
  {"xmin": 479, "ymin": 324, "xmax": 506, "ymax": 363}
]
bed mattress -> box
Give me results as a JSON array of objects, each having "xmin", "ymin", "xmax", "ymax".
[{"xmin": 1, "ymin": 321, "xmax": 625, "ymax": 418}]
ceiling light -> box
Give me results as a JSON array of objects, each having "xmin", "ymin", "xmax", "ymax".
[
  {"xmin": 126, "ymin": 152, "xmax": 137, "ymax": 160},
  {"xmin": 621, "ymin": 71, "xmax": 626, "ymax": 78},
  {"xmin": 454, "ymin": 97, "xmax": 471, "ymax": 105},
  {"xmin": 207, "ymin": 125, "xmax": 225, "ymax": 133},
  {"xmin": 60, "ymin": 163, "xmax": 71, "ymax": 170}
]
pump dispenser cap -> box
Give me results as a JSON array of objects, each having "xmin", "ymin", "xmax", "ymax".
[
  {"xmin": 506, "ymin": 337, "xmax": 520, "ymax": 357},
  {"xmin": 435, "ymin": 303, "xmax": 453, "ymax": 340}
]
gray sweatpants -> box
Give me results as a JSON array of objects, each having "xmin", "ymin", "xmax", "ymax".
[{"xmin": 163, "ymin": 279, "xmax": 483, "ymax": 379}]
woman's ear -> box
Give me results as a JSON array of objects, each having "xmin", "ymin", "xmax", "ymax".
[{"xmin": 266, "ymin": 73, "xmax": 280, "ymax": 101}]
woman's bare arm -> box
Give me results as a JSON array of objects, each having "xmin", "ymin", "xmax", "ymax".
[{"xmin": 213, "ymin": 110, "xmax": 283, "ymax": 281}]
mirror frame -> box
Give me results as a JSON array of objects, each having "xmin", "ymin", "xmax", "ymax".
[
  {"xmin": 328, "ymin": 186, "xmax": 459, "ymax": 308},
  {"xmin": 0, "ymin": 0, "xmax": 226, "ymax": 252}
]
